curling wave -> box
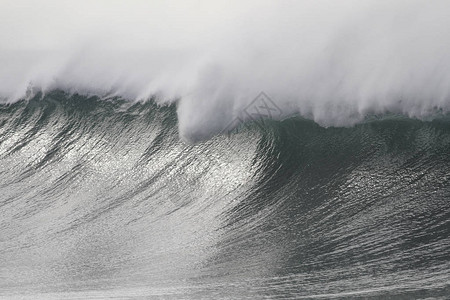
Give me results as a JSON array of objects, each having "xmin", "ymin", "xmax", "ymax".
[{"xmin": 0, "ymin": 92, "xmax": 449, "ymax": 298}]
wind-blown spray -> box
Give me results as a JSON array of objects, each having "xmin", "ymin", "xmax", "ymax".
[{"xmin": 1, "ymin": 0, "xmax": 449, "ymax": 141}]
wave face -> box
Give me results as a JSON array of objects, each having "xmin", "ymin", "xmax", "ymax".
[{"xmin": 0, "ymin": 92, "xmax": 449, "ymax": 299}]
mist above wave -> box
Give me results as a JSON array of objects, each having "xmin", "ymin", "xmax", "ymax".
[{"xmin": 1, "ymin": 0, "xmax": 450, "ymax": 142}]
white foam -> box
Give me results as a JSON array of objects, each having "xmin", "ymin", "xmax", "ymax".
[{"xmin": 1, "ymin": 0, "xmax": 450, "ymax": 141}]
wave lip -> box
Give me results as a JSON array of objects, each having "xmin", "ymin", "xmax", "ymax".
[{"xmin": 2, "ymin": 1, "xmax": 450, "ymax": 142}]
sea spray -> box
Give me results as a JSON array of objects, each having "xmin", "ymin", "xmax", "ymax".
[{"xmin": 1, "ymin": 0, "xmax": 449, "ymax": 142}]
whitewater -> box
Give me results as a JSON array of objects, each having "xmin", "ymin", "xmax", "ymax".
[
  {"xmin": 2, "ymin": 0, "xmax": 450, "ymax": 141},
  {"xmin": 1, "ymin": 1, "xmax": 450, "ymax": 299}
]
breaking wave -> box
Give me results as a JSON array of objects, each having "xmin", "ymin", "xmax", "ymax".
[
  {"xmin": 0, "ymin": 92, "xmax": 449, "ymax": 298},
  {"xmin": 1, "ymin": 1, "xmax": 450, "ymax": 141}
]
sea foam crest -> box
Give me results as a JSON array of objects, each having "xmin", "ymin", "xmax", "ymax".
[{"xmin": 1, "ymin": 0, "xmax": 450, "ymax": 141}]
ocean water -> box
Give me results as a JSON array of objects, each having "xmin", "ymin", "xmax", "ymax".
[
  {"xmin": 1, "ymin": 1, "xmax": 450, "ymax": 299},
  {"xmin": 0, "ymin": 92, "xmax": 449, "ymax": 299}
]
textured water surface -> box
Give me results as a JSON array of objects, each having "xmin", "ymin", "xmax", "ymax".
[{"xmin": 0, "ymin": 92, "xmax": 449, "ymax": 299}]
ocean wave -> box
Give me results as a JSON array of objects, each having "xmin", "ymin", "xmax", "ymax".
[{"xmin": 1, "ymin": 93, "xmax": 449, "ymax": 298}]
